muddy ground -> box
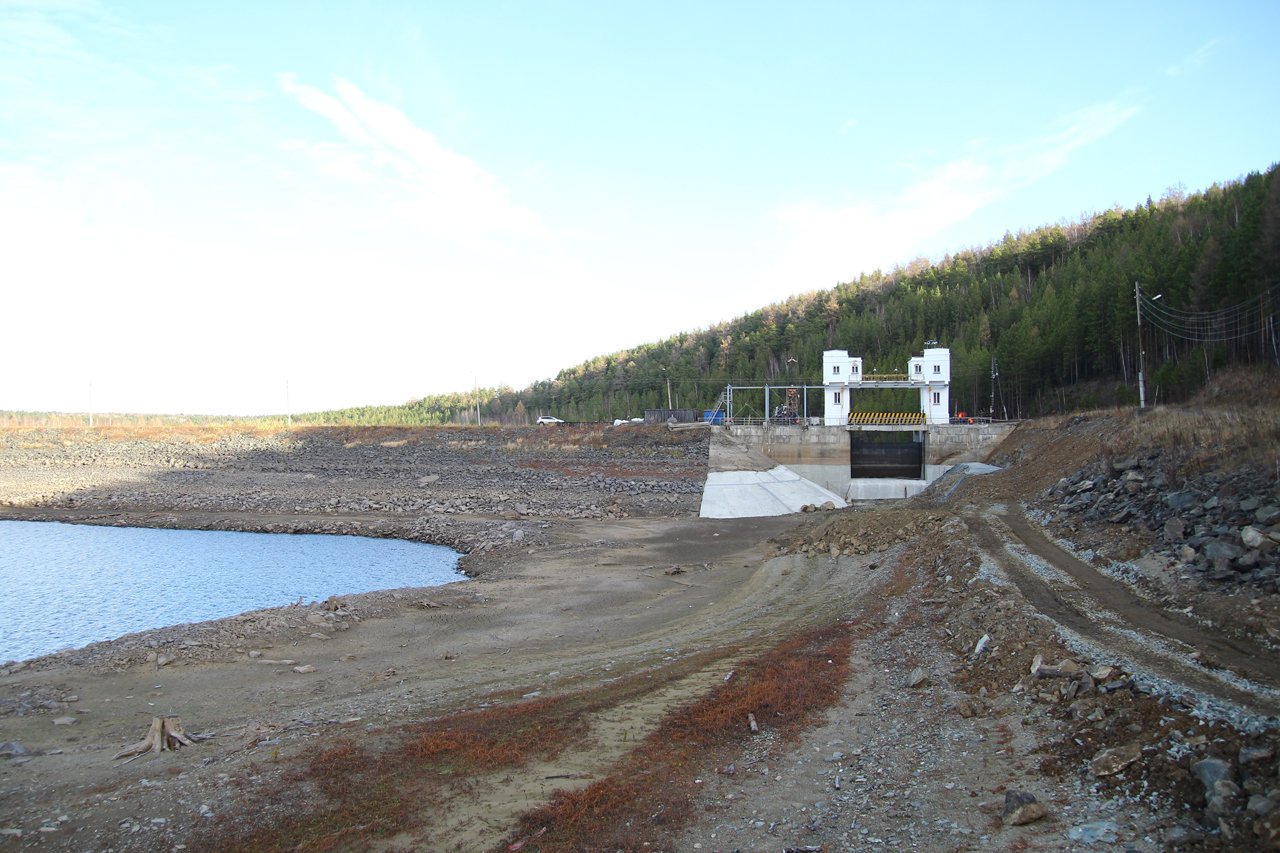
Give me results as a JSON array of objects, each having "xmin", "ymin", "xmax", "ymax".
[{"xmin": 1, "ymin": 413, "xmax": 1279, "ymax": 851}]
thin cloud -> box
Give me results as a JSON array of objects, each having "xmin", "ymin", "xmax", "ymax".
[
  {"xmin": 1000, "ymin": 101, "xmax": 1140, "ymax": 186},
  {"xmin": 278, "ymin": 73, "xmax": 544, "ymax": 240},
  {"xmin": 1166, "ymin": 39, "xmax": 1220, "ymax": 77},
  {"xmin": 769, "ymin": 100, "xmax": 1139, "ymax": 284}
]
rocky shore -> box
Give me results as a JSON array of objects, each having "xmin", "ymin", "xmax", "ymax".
[{"xmin": 0, "ymin": 424, "xmax": 709, "ymax": 567}]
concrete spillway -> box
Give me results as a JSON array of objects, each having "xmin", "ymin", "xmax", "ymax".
[
  {"xmin": 699, "ymin": 433, "xmax": 847, "ymax": 519},
  {"xmin": 699, "ymin": 465, "xmax": 847, "ymax": 519}
]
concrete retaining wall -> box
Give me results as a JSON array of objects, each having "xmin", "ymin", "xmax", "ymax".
[
  {"xmin": 723, "ymin": 422, "xmax": 1014, "ymax": 500},
  {"xmin": 927, "ymin": 422, "xmax": 1017, "ymax": 464},
  {"xmin": 725, "ymin": 423, "xmax": 1013, "ymax": 466}
]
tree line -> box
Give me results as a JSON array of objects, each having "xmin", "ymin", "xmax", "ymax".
[{"xmin": 309, "ymin": 164, "xmax": 1279, "ymax": 426}]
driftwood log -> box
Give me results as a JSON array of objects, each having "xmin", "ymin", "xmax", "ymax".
[{"xmin": 113, "ymin": 716, "xmax": 197, "ymax": 761}]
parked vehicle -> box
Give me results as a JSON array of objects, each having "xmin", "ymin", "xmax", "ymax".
[{"xmin": 536, "ymin": 416, "xmax": 565, "ymax": 425}]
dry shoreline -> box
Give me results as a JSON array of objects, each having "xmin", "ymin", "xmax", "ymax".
[
  {"xmin": 0, "ymin": 508, "xmax": 485, "ymax": 672},
  {"xmin": 3, "ymin": 420, "xmax": 1280, "ymax": 850}
]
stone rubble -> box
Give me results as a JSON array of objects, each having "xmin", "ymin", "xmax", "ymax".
[{"xmin": 1040, "ymin": 451, "xmax": 1280, "ymax": 591}]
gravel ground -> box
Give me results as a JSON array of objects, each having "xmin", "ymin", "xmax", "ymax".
[{"xmin": 2, "ymin": 417, "xmax": 1279, "ymax": 851}]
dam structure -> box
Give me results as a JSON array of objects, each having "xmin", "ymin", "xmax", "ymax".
[{"xmin": 709, "ymin": 345, "xmax": 1014, "ymax": 505}]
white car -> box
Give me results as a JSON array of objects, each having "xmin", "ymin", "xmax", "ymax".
[{"xmin": 535, "ymin": 416, "xmax": 565, "ymax": 425}]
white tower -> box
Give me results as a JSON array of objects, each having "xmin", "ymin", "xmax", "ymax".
[
  {"xmin": 909, "ymin": 346, "xmax": 951, "ymax": 424},
  {"xmin": 823, "ymin": 345, "xmax": 950, "ymax": 425},
  {"xmin": 821, "ymin": 350, "xmax": 863, "ymax": 425}
]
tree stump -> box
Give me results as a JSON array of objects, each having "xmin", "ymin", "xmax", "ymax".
[{"xmin": 113, "ymin": 716, "xmax": 197, "ymax": 761}]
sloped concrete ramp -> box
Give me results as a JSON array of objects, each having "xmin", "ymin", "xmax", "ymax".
[
  {"xmin": 700, "ymin": 465, "xmax": 848, "ymax": 518},
  {"xmin": 699, "ymin": 430, "xmax": 848, "ymax": 519}
]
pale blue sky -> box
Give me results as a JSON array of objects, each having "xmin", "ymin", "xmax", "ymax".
[{"xmin": 2, "ymin": 1, "xmax": 1276, "ymax": 415}]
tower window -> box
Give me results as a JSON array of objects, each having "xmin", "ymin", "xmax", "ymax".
[
  {"xmin": 933, "ymin": 364, "xmax": 941, "ymax": 374},
  {"xmin": 834, "ymin": 392, "xmax": 842, "ymax": 405},
  {"xmin": 933, "ymin": 392, "xmax": 940, "ymax": 405}
]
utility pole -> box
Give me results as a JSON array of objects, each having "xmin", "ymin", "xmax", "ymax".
[
  {"xmin": 1135, "ymin": 281, "xmax": 1147, "ymax": 409},
  {"xmin": 662, "ymin": 368, "xmax": 672, "ymax": 409},
  {"xmin": 989, "ymin": 358, "xmax": 996, "ymax": 420},
  {"xmin": 285, "ymin": 379, "xmax": 292, "ymax": 428}
]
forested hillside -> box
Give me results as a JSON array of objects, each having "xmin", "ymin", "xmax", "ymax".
[{"xmin": 307, "ymin": 164, "xmax": 1280, "ymax": 426}]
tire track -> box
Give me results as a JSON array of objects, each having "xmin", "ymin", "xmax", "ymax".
[{"xmin": 965, "ymin": 506, "xmax": 1280, "ymax": 720}]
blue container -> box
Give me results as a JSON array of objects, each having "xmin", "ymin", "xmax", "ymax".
[{"xmin": 703, "ymin": 409, "xmax": 724, "ymax": 425}]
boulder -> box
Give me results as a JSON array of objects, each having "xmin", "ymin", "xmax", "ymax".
[
  {"xmin": 1091, "ymin": 743, "xmax": 1142, "ymax": 777},
  {"xmin": 1203, "ymin": 540, "xmax": 1243, "ymax": 562},
  {"xmin": 1002, "ymin": 790, "xmax": 1048, "ymax": 826},
  {"xmin": 1240, "ymin": 745, "xmax": 1275, "ymax": 766},
  {"xmin": 1191, "ymin": 757, "xmax": 1232, "ymax": 793},
  {"xmin": 1030, "ymin": 655, "xmax": 1082, "ymax": 678}
]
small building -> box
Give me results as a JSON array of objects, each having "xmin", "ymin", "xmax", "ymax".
[{"xmin": 822, "ymin": 345, "xmax": 951, "ymax": 425}]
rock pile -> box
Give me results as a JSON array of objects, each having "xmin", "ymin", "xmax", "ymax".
[
  {"xmin": 780, "ymin": 511, "xmax": 949, "ymax": 559},
  {"xmin": 1041, "ymin": 453, "xmax": 1280, "ymax": 590}
]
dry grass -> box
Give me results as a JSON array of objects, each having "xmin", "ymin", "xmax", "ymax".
[
  {"xmin": 402, "ymin": 695, "xmax": 590, "ymax": 773},
  {"xmin": 502, "ymin": 622, "xmax": 855, "ymax": 852},
  {"xmin": 0, "ymin": 420, "xmax": 508, "ymax": 447},
  {"xmin": 881, "ymin": 560, "xmax": 915, "ymax": 599},
  {"xmin": 0, "ymin": 415, "xmax": 290, "ymax": 444},
  {"xmin": 191, "ymin": 622, "xmax": 853, "ymax": 853},
  {"xmin": 517, "ymin": 425, "xmax": 609, "ymax": 450},
  {"xmin": 193, "ymin": 647, "xmax": 739, "ymax": 853},
  {"xmin": 1093, "ymin": 367, "xmax": 1280, "ymax": 468},
  {"xmin": 197, "ymin": 693, "xmax": 590, "ymax": 853},
  {"xmin": 1103, "ymin": 399, "xmax": 1280, "ymax": 478}
]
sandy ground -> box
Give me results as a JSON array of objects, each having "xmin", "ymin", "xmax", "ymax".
[
  {"xmin": 2, "ymin": 420, "xmax": 1279, "ymax": 851},
  {"xmin": 0, "ymin": 511, "xmax": 819, "ymax": 851}
]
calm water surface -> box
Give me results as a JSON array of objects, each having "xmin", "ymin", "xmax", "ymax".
[{"xmin": 0, "ymin": 520, "xmax": 463, "ymax": 662}]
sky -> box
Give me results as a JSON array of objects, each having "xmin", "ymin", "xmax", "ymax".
[{"xmin": 2, "ymin": 1, "xmax": 1277, "ymax": 416}]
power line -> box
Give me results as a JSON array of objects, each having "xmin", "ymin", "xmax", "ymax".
[{"xmin": 1137, "ymin": 283, "xmax": 1279, "ymax": 344}]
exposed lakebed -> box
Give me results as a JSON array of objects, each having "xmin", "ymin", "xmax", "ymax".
[{"xmin": 0, "ymin": 520, "xmax": 463, "ymax": 662}]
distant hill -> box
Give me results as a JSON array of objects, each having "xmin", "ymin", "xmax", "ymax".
[{"xmin": 305, "ymin": 163, "xmax": 1280, "ymax": 426}]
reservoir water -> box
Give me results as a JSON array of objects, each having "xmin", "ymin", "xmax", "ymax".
[{"xmin": 0, "ymin": 520, "xmax": 463, "ymax": 663}]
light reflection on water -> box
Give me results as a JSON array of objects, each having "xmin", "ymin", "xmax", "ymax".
[{"xmin": 0, "ymin": 520, "xmax": 462, "ymax": 662}]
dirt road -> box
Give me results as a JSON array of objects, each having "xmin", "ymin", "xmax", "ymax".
[
  {"xmin": 968, "ymin": 505, "xmax": 1280, "ymax": 721},
  {"xmin": 1, "ymin": 510, "xmax": 868, "ymax": 851}
]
